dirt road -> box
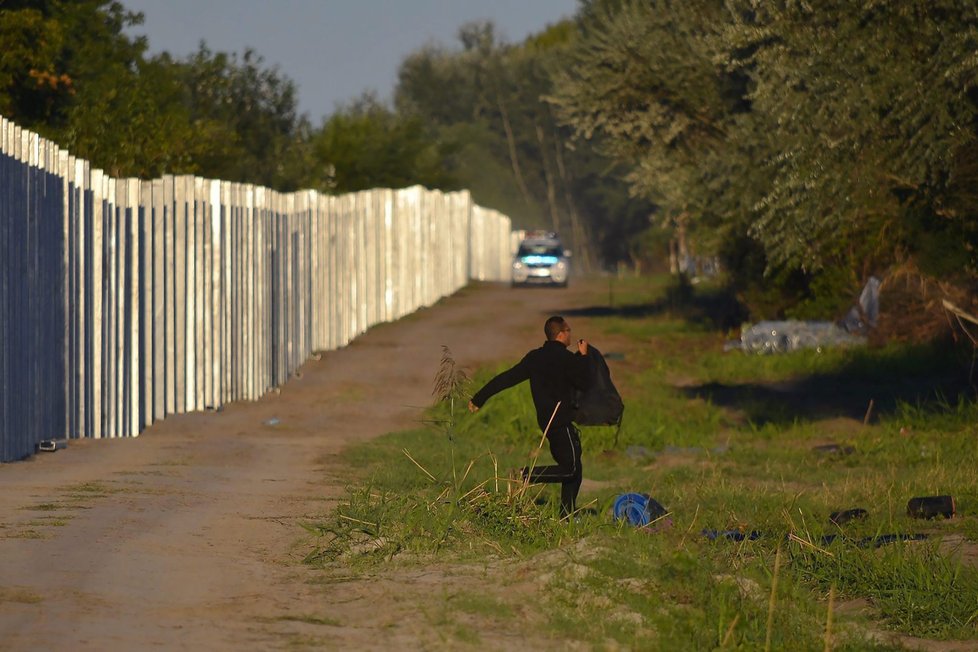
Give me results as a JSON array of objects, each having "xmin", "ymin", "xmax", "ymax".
[{"xmin": 0, "ymin": 280, "xmax": 600, "ymax": 650}]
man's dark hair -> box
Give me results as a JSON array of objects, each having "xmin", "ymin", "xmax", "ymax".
[{"xmin": 544, "ymin": 315, "xmax": 567, "ymax": 341}]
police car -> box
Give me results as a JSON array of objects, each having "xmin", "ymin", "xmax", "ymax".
[{"xmin": 511, "ymin": 231, "xmax": 570, "ymax": 287}]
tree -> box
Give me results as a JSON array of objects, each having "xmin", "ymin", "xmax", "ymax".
[
  {"xmin": 549, "ymin": 0, "xmax": 978, "ymax": 318},
  {"xmin": 726, "ymin": 0, "xmax": 978, "ymax": 279},
  {"xmin": 305, "ymin": 93, "xmax": 457, "ymax": 194},
  {"xmin": 0, "ymin": 2, "xmax": 73, "ymax": 126},
  {"xmin": 395, "ymin": 18, "xmax": 659, "ymax": 269},
  {"xmin": 0, "ymin": 4, "xmax": 312, "ymax": 185},
  {"xmin": 0, "ymin": 1, "xmax": 154, "ymax": 154},
  {"xmin": 548, "ymin": 0, "xmax": 747, "ymax": 272},
  {"xmin": 168, "ymin": 45, "xmax": 310, "ymax": 190}
]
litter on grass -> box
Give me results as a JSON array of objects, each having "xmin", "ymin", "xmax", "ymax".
[
  {"xmin": 612, "ymin": 493, "xmax": 668, "ymax": 527},
  {"xmin": 733, "ymin": 320, "xmax": 866, "ymax": 354},
  {"xmin": 728, "ymin": 276, "xmax": 880, "ymax": 354},
  {"xmin": 817, "ymin": 533, "xmax": 928, "ymax": 548},
  {"xmin": 907, "ymin": 495, "xmax": 956, "ymax": 519},
  {"xmin": 704, "ymin": 529, "xmax": 929, "ymax": 549},
  {"xmin": 829, "ymin": 508, "xmax": 868, "ymax": 526},
  {"xmin": 702, "ymin": 529, "xmax": 763, "ymax": 542},
  {"xmin": 812, "ymin": 443, "xmax": 856, "ymax": 456}
]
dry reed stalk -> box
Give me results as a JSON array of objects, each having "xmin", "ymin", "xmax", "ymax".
[
  {"xmin": 482, "ymin": 538, "xmax": 504, "ymax": 555},
  {"xmin": 788, "ymin": 532, "xmax": 835, "ymax": 557},
  {"xmin": 677, "ymin": 504, "xmax": 700, "ymax": 549},
  {"xmin": 646, "ymin": 512, "xmax": 671, "ymax": 528},
  {"xmin": 721, "ymin": 613, "xmax": 740, "ymax": 648},
  {"xmin": 402, "ymin": 448, "xmax": 437, "ymax": 482},
  {"xmin": 459, "ymin": 479, "xmax": 491, "ymax": 502},
  {"xmin": 451, "ymin": 448, "xmax": 458, "ymax": 488},
  {"xmin": 432, "ymin": 345, "xmax": 469, "ymax": 402},
  {"xmin": 943, "ymin": 299, "xmax": 978, "ymax": 338},
  {"xmin": 490, "ymin": 452, "xmax": 499, "ymax": 493},
  {"xmin": 876, "ymin": 263, "xmax": 977, "ymax": 343},
  {"xmin": 339, "ymin": 514, "xmax": 376, "ymax": 528},
  {"xmin": 764, "ymin": 545, "xmax": 782, "ymax": 652},
  {"xmin": 458, "ymin": 457, "xmax": 477, "ymax": 488},
  {"xmin": 578, "ymin": 498, "xmax": 598, "ymax": 512},
  {"xmin": 427, "ymin": 485, "xmax": 452, "ymax": 511},
  {"xmin": 824, "ymin": 584, "xmax": 836, "ymax": 652},
  {"xmin": 521, "ymin": 402, "xmax": 562, "ymax": 493}
]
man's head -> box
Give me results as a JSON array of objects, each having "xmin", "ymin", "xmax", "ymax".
[{"xmin": 544, "ymin": 315, "xmax": 572, "ymax": 345}]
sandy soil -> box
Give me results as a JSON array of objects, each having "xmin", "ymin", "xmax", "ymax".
[{"xmin": 0, "ymin": 280, "xmax": 601, "ymax": 650}]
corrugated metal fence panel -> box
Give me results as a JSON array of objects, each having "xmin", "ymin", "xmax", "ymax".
[
  {"xmin": 65, "ymin": 155, "xmax": 81, "ymax": 441},
  {"xmin": 0, "ymin": 115, "xmax": 514, "ymax": 462},
  {"xmin": 1, "ymin": 120, "xmax": 10, "ymax": 461},
  {"xmin": 352, "ymin": 190, "xmax": 364, "ymax": 338},
  {"xmin": 467, "ymin": 205, "xmax": 512, "ymax": 283},
  {"xmin": 338, "ymin": 193, "xmax": 355, "ymax": 347},
  {"xmin": 138, "ymin": 179, "xmax": 152, "ymax": 427},
  {"xmin": 469, "ymin": 205, "xmax": 485, "ymax": 281},
  {"xmin": 204, "ymin": 180, "xmax": 217, "ymax": 410},
  {"xmin": 90, "ymin": 169, "xmax": 104, "ymax": 438}
]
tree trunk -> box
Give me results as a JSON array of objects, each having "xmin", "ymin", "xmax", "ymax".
[
  {"xmin": 534, "ymin": 121, "xmax": 561, "ymax": 234},
  {"xmin": 496, "ymin": 96, "xmax": 534, "ymax": 209},
  {"xmin": 676, "ymin": 210, "xmax": 690, "ymax": 275},
  {"xmin": 552, "ymin": 129, "xmax": 593, "ymax": 273}
]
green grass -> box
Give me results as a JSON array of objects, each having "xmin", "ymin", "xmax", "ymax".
[
  {"xmin": 791, "ymin": 536, "xmax": 978, "ymax": 638},
  {"xmin": 0, "ymin": 587, "xmax": 43, "ymax": 604},
  {"xmin": 303, "ymin": 274, "xmax": 978, "ymax": 648}
]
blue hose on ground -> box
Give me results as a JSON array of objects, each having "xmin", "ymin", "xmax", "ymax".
[{"xmin": 613, "ymin": 493, "xmax": 667, "ymax": 527}]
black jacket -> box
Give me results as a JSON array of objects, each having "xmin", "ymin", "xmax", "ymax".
[{"xmin": 471, "ymin": 340, "xmax": 591, "ymax": 432}]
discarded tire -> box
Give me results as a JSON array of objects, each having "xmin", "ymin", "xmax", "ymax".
[
  {"xmin": 829, "ymin": 508, "xmax": 868, "ymax": 526},
  {"xmin": 907, "ymin": 495, "xmax": 955, "ymax": 519}
]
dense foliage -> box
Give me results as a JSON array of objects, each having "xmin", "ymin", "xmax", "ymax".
[{"xmin": 549, "ymin": 0, "xmax": 978, "ymax": 319}]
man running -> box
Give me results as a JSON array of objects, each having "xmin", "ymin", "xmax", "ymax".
[{"xmin": 468, "ymin": 315, "xmax": 591, "ymax": 518}]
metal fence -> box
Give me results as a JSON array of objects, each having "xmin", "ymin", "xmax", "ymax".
[{"xmin": 0, "ymin": 116, "xmax": 512, "ymax": 462}]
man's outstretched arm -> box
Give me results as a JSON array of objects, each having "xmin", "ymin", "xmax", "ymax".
[{"xmin": 468, "ymin": 358, "xmax": 529, "ymax": 412}]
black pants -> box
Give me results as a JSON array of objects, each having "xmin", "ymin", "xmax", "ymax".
[{"xmin": 523, "ymin": 424, "xmax": 582, "ymax": 518}]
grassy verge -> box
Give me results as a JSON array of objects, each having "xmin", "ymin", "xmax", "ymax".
[{"xmin": 304, "ymin": 275, "xmax": 978, "ymax": 649}]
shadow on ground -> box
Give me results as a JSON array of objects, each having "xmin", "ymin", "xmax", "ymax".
[
  {"xmin": 683, "ymin": 372, "xmax": 976, "ymax": 427},
  {"xmin": 558, "ymin": 282, "xmax": 749, "ymax": 332},
  {"xmin": 549, "ymin": 278, "xmax": 978, "ymax": 426}
]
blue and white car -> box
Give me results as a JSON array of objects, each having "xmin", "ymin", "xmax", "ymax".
[{"xmin": 511, "ymin": 232, "xmax": 570, "ymax": 287}]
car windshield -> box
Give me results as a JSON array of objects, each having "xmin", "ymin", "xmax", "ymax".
[{"xmin": 518, "ymin": 243, "xmax": 562, "ymax": 257}]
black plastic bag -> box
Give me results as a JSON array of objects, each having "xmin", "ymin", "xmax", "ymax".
[{"xmin": 573, "ymin": 344, "xmax": 624, "ymax": 426}]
